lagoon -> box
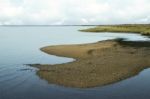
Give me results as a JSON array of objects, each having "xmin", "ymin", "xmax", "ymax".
[{"xmin": 0, "ymin": 26, "xmax": 150, "ymax": 99}]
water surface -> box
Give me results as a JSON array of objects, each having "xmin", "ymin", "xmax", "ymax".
[{"xmin": 0, "ymin": 26, "xmax": 150, "ymax": 99}]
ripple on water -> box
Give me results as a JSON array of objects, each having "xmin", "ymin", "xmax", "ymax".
[{"xmin": 0, "ymin": 64, "xmax": 36, "ymax": 92}]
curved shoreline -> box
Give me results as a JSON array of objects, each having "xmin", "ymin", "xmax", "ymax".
[{"xmin": 31, "ymin": 39, "xmax": 150, "ymax": 88}]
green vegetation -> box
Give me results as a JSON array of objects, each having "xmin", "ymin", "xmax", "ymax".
[{"xmin": 80, "ymin": 24, "xmax": 150, "ymax": 36}]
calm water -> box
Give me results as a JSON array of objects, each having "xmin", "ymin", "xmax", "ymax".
[{"xmin": 0, "ymin": 26, "xmax": 150, "ymax": 99}]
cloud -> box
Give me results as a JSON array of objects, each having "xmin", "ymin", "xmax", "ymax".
[{"xmin": 0, "ymin": 0, "xmax": 150, "ymax": 25}]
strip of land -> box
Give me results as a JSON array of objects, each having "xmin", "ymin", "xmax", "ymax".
[
  {"xmin": 80, "ymin": 24, "xmax": 150, "ymax": 36},
  {"xmin": 31, "ymin": 39, "xmax": 150, "ymax": 88}
]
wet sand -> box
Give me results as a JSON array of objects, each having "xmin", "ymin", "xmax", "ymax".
[{"xmin": 31, "ymin": 39, "xmax": 150, "ymax": 88}]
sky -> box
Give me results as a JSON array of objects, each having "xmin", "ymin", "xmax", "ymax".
[{"xmin": 0, "ymin": 0, "xmax": 150, "ymax": 25}]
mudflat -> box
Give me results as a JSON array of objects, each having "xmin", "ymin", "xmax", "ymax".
[{"xmin": 31, "ymin": 39, "xmax": 150, "ymax": 88}]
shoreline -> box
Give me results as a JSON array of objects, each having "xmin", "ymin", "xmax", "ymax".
[
  {"xmin": 80, "ymin": 24, "xmax": 150, "ymax": 36},
  {"xmin": 31, "ymin": 39, "xmax": 150, "ymax": 88}
]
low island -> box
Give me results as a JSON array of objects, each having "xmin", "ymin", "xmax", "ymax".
[
  {"xmin": 80, "ymin": 24, "xmax": 150, "ymax": 36},
  {"xmin": 31, "ymin": 24, "xmax": 150, "ymax": 88}
]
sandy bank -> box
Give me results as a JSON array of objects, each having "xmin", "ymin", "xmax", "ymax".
[{"xmin": 31, "ymin": 39, "xmax": 150, "ymax": 88}]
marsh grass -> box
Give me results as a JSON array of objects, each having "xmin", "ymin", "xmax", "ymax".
[{"xmin": 80, "ymin": 24, "xmax": 150, "ymax": 36}]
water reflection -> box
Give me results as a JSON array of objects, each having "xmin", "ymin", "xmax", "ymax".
[{"xmin": 0, "ymin": 26, "xmax": 149, "ymax": 99}]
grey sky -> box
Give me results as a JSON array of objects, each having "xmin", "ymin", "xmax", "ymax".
[{"xmin": 0, "ymin": 0, "xmax": 150, "ymax": 25}]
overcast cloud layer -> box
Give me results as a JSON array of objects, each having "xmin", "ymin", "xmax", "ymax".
[{"xmin": 0, "ymin": 0, "xmax": 150, "ymax": 25}]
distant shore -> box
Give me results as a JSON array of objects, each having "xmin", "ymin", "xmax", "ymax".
[
  {"xmin": 80, "ymin": 24, "xmax": 150, "ymax": 36},
  {"xmin": 31, "ymin": 39, "xmax": 150, "ymax": 88}
]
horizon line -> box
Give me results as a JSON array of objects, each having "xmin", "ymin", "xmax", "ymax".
[{"xmin": 0, "ymin": 24, "xmax": 149, "ymax": 27}]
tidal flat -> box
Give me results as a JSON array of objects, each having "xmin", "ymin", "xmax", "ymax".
[{"xmin": 32, "ymin": 39, "xmax": 150, "ymax": 88}]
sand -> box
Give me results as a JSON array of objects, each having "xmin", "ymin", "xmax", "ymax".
[{"xmin": 31, "ymin": 39, "xmax": 150, "ymax": 88}]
